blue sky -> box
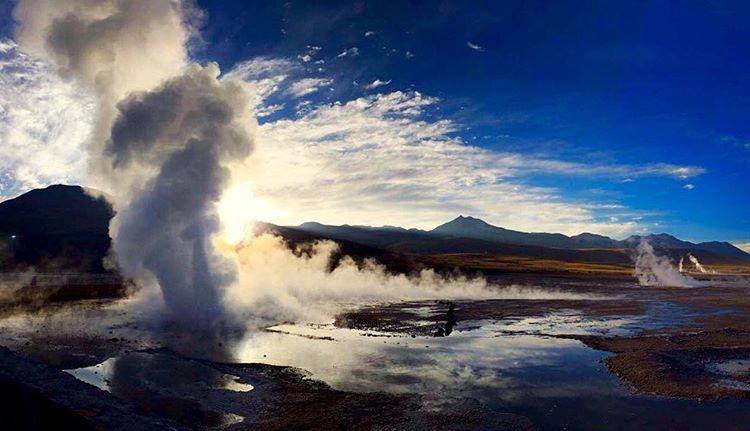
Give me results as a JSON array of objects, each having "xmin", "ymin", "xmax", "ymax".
[
  {"xmin": 197, "ymin": 0, "xmax": 749, "ymax": 242},
  {"xmin": 1, "ymin": 1, "xmax": 748, "ymax": 244}
]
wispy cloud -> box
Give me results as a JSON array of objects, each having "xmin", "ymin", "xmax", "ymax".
[
  {"xmin": 337, "ymin": 47, "xmax": 360, "ymax": 58},
  {"xmin": 364, "ymin": 31, "xmax": 375, "ymax": 37},
  {"xmin": 286, "ymin": 78, "xmax": 333, "ymax": 98},
  {"xmin": 297, "ymin": 45, "xmax": 321, "ymax": 63},
  {"xmin": 364, "ymin": 79, "xmax": 391, "ymax": 90},
  {"xmin": 467, "ymin": 41, "xmax": 484, "ymax": 52},
  {"xmin": 683, "ymin": 183, "xmax": 695, "ymax": 190},
  {"xmin": 720, "ymin": 135, "xmax": 750, "ymax": 149}
]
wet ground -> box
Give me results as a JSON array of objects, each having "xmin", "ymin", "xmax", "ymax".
[{"xmin": 1, "ymin": 275, "xmax": 749, "ymax": 429}]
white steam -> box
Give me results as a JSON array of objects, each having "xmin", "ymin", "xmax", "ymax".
[
  {"xmin": 13, "ymin": 0, "xmax": 193, "ymax": 193},
  {"xmin": 14, "ymin": 0, "xmax": 254, "ymax": 331},
  {"xmin": 687, "ymin": 253, "xmax": 715, "ymax": 274},
  {"xmin": 221, "ymin": 234, "xmax": 605, "ymax": 324},
  {"xmin": 105, "ymin": 64, "xmax": 255, "ymax": 329},
  {"xmin": 634, "ymin": 239, "xmax": 702, "ymax": 287}
]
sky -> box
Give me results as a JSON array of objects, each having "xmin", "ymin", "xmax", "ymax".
[{"xmin": 0, "ymin": 0, "xmax": 748, "ymax": 246}]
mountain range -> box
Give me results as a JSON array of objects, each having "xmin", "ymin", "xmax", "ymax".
[
  {"xmin": 293, "ymin": 215, "xmax": 750, "ymax": 262},
  {"xmin": 1, "ymin": 185, "xmax": 748, "ymax": 275}
]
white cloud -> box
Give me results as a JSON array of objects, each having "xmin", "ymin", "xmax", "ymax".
[
  {"xmin": 297, "ymin": 46, "xmax": 322, "ymax": 64},
  {"xmin": 365, "ymin": 31, "xmax": 375, "ymax": 37},
  {"xmin": 0, "ymin": 39, "xmax": 93, "ymax": 199},
  {"xmin": 223, "ymin": 57, "xmax": 295, "ymax": 115},
  {"xmin": 364, "ymin": 79, "xmax": 391, "ymax": 90},
  {"xmin": 240, "ymin": 89, "xmax": 689, "ymax": 236},
  {"xmin": 217, "ymin": 57, "xmax": 708, "ymax": 236},
  {"xmin": 337, "ymin": 47, "xmax": 360, "ymax": 58},
  {"xmin": 256, "ymin": 103, "xmax": 284, "ymax": 118},
  {"xmin": 683, "ymin": 183, "xmax": 695, "ymax": 190},
  {"xmin": 467, "ymin": 41, "xmax": 484, "ymax": 52},
  {"xmin": 286, "ymin": 78, "xmax": 333, "ymax": 98}
]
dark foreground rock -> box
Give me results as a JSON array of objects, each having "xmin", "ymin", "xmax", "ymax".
[{"xmin": 0, "ymin": 346, "xmax": 187, "ymax": 430}]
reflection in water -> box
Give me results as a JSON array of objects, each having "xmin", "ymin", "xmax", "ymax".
[
  {"xmin": 65, "ymin": 351, "xmax": 253, "ymax": 428},
  {"xmin": 231, "ymin": 313, "xmax": 750, "ymax": 430},
  {"xmin": 65, "ymin": 357, "xmax": 118, "ymax": 391},
  {"xmin": 59, "ymin": 303, "xmax": 750, "ymax": 430},
  {"xmin": 65, "ymin": 354, "xmax": 254, "ymax": 394},
  {"xmin": 707, "ymin": 359, "xmax": 750, "ymax": 391},
  {"xmin": 235, "ymin": 322, "xmax": 614, "ymax": 400}
]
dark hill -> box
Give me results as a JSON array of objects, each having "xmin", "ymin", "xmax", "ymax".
[
  {"xmin": 431, "ymin": 216, "xmax": 579, "ymax": 249},
  {"xmin": 0, "ymin": 185, "xmax": 114, "ymax": 272}
]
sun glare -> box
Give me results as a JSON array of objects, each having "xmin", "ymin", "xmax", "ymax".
[{"xmin": 217, "ymin": 182, "xmax": 282, "ymax": 244}]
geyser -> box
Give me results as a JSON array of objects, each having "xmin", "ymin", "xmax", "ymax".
[
  {"xmin": 14, "ymin": 0, "xmax": 255, "ymax": 331},
  {"xmin": 106, "ymin": 64, "xmax": 254, "ymax": 329},
  {"xmin": 688, "ymin": 253, "xmax": 715, "ymax": 274},
  {"xmin": 634, "ymin": 239, "xmax": 702, "ymax": 288}
]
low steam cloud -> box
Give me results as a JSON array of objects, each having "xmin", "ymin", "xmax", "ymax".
[{"xmin": 221, "ymin": 234, "xmax": 605, "ymax": 324}]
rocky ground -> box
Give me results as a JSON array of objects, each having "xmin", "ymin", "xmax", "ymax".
[{"xmin": 0, "ymin": 273, "xmax": 749, "ymax": 429}]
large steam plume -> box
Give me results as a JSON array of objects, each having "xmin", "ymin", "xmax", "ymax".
[
  {"xmin": 634, "ymin": 239, "xmax": 702, "ymax": 287},
  {"xmin": 14, "ymin": 0, "xmax": 255, "ymax": 330},
  {"xmin": 13, "ymin": 0, "xmax": 193, "ymax": 192},
  {"xmin": 106, "ymin": 64, "xmax": 254, "ymax": 328}
]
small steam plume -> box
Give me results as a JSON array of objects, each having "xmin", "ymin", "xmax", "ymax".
[
  {"xmin": 678, "ymin": 256, "xmax": 684, "ymax": 272},
  {"xmin": 634, "ymin": 239, "xmax": 702, "ymax": 287},
  {"xmin": 687, "ymin": 253, "xmax": 715, "ymax": 274}
]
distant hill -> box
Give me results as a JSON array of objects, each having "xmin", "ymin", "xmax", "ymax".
[
  {"xmin": 296, "ymin": 216, "xmax": 750, "ymax": 264},
  {"xmin": 622, "ymin": 234, "xmax": 750, "ymax": 260},
  {"xmin": 295, "ymin": 220, "xmax": 631, "ymax": 265},
  {"xmin": 431, "ymin": 216, "xmax": 619, "ymax": 249},
  {"xmin": 0, "ymin": 185, "xmax": 114, "ymax": 272}
]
